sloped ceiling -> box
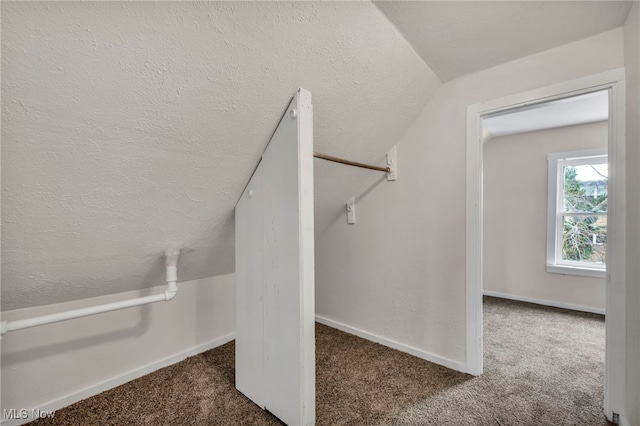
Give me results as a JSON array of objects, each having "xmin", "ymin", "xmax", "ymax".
[
  {"xmin": 375, "ymin": 1, "xmax": 632, "ymax": 82},
  {"xmin": 483, "ymin": 90, "xmax": 609, "ymax": 139},
  {"xmin": 2, "ymin": 2, "xmax": 440, "ymax": 309}
]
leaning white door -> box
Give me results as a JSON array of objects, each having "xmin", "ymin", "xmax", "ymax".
[{"xmin": 235, "ymin": 88, "xmax": 315, "ymax": 426}]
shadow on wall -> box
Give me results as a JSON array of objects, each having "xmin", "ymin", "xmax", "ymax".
[
  {"xmin": 195, "ymin": 275, "xmax": 235, "ymax": 345},
  {"xmin": 2, "ymin": 300, "xmax": 153, "ymax": 367},
  {"xmin": 320, "ymin": 173, "xmax": 388, "ymax": 232}
]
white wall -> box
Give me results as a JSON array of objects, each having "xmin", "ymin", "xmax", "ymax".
[
  {"xmin": 315, "ymin": 28, "xmax": 624, "ymax": 368},
  {"xmin": 624, "ymin": 2, "xmax": 640, "ymax": 425},
  {"xmin": 0, "ymin": 274, "xmax": 235, "ymax": 424},
  {"xmin": 483, "ymin": 122, "xmax": 607, "ymax": 312},
  {"xmin": 2, "ymin": 1, "xmax": 439, "ymax": 311}
]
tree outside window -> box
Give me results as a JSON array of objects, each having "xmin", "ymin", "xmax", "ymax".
[
  {"xmin": 547, "ymin": 148, "xmax": 607, "ymax": 278},
  {"xmin": 562, "ymin": 164, "xmax": 607, "ymax": 264}
]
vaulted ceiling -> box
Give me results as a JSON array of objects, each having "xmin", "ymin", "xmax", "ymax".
[
  {"xmin": 375, "ymin": 1, "xmax": 632, "ymax": 81},
  {"xmin": 2, "ymin": 1, "xmax": 439, "ymax": 309},
  {"xmin": 2, "ymin": 1, "xmax": 632, "ymax": 310},
  {"xmin": 483, "ymin": 90, "xmax": 609, "ymax": 139}
]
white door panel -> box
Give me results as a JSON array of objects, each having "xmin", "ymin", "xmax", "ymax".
[
  {"xmin": 235, "ymin": 164, "xmax": 265, "ymax": 408},
  {"xmin": 236, "ymin": 89, "xmax": 315, "ymax": 426}
]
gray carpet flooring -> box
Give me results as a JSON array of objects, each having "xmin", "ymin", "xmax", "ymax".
[{"xmin": 29, "ymin": 296, "xmax": 609, "ymax": 425}]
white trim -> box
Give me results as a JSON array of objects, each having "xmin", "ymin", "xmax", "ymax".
[
  {"xmin": 1, "ymin": 332, "xmax": 236, "ymax": 426},
  {"xmin": 315, "ymin": 315, "xmax": 467, "ymax": 373},
  {"xmin": 546, "ymin": 264, "xmax": 606, "ymax": 278},
  {"xmin": 619, "ymin": 414, "xmax": 631, "ymax": 426},
  {"xmin": 546, "ymin": 148, "xmax": 608, "ymax": 276},
  {"xmin": 483, "ymin": 290, "xmax": 605, "ymax": 315},
  {"xmin": 466, "ymin": 100, "xmax": 484, "ymax": 377},
  {"xmin": 547, "ymin": 148, "xmax": 609, "ymax": 162},
  {"xmin": 466, "ymin": 68, "xmax": 626, "ymax": 422},
  {"xmin": 603, "ymin": 67, "xmax": 626, "ymax": 423}
]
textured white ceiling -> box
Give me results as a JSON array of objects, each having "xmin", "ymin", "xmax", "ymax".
[
  {"xmin": 484, "ymin": 90, "xmax": 609, "ymax": 138},
  {"xmin": 374, "ymin": 1, "xmax": 632, "ymax": 82},
  {"xmin": 2, "ymin": 2, "xmax": 440, "ymax": 309}
]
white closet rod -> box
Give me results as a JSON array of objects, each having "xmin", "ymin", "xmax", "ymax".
[{"xmin": 0, "ymin": 249, "xmax": 181, "ymax": 336}]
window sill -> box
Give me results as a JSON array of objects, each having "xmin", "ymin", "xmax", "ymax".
[{"xmin": 546, "ymin": 264, "xmax": 606, "ymax": 278}]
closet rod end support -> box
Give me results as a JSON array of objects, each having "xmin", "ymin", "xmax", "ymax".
[{"xmin": 387, "ymin": 146, "xmax": 397, "ymax": 181}]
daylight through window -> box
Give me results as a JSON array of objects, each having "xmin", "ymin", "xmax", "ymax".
[{"xmin": 547, "ymin": 148, "xmax": 607, "ymax": 278}]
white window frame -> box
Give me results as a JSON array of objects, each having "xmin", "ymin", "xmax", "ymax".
[{"xmin": 546, "ymin": 148, "xmax": 607, "ymax": 278}]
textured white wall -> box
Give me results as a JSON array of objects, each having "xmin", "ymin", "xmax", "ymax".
[
  {"xmin": 1, "ymin": 2, "xmax": 437, "ymax": 417},
  {"xmin": 315, "ymin": 28, "xmax": 624, "ymax": 367},
  {"xmin": 0, "ymin": 274, "xmax": 235, "ymax": 419},
  {"xmin": 624, "ymin": 2, "xmax": 640, "ymax": 424},
  {"xmin": 1, "ymin": 1, "xmax": 439, "ymax": 310},
  {"xmin": 483, "ymin": 122, "xmax": 607, "ymax": 311}
]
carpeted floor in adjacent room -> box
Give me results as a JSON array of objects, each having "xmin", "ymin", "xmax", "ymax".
[{"xmin": 29, "ymin": 296, "xmax": 610, "ymax": 425}]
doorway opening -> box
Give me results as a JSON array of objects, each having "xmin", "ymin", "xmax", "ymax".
[
  {"xmin": 482, "ymin": 89, "xmax": 609, "ymax": 423},
  {"xmin": 465, "ymin": 69, "xmax": 626, "ymax": 422}
]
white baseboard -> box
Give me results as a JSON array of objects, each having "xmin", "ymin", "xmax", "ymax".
[
  {"xmin": 315, "ymin": 315, "xmax": 467, "ymax": 373},
  {"xmin": 1, "ymin": 332, "xmax": 236, "ymax": 426},
  {"xmin": 483, "ymin": 290, "xmax": 605, "ymax": 315},
  {"xmin": 618, "ymin": 414, "xmax": 632, "ymax": 426}
]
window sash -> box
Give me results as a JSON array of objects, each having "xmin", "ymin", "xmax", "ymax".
[
  {"xmin": 555, "ymin": 212, "xmax": 606, "ymax": 269},
  {"xmin": 559, "ymin": 211, "xmax": 607, "ymax": 217},
  {"xmin": 558, "ymin": 155, "xmax": 607, "ymax": 214},
  {"xmin": 546, "ymin": 148, "xmax": 608, "ymax": 277}
]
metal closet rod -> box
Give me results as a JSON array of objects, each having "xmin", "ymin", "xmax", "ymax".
[{"xmin": 313, "ymin": 152, "xmax": 390, "ymax": 173}]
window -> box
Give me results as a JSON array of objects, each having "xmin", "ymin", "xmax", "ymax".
[{"xmin": 547, "ymin": 148, "xmax": 607, "ymax": 278}]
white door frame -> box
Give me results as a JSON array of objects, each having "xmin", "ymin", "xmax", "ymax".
[{"xmin": 465, "ymin": 68, "xmax": 626, "ymax": 421}]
